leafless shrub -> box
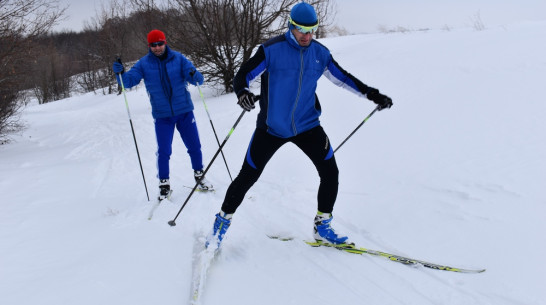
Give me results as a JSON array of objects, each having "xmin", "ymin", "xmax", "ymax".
[
  {"xmin": 80, "ymin": 0, "xmax": 145, "ymax": 95},
  {"xmin": 0, "ymin": 0, "xmax": 66, "ymax": 139},
  {"xmin": 470, "ymin": 11, "xmax": 486, "ymax": 31},
  {"xmin": 308, "ymin": 0, "xmax": 337, "ymax": 38},
  {"xmin": 328, "ymin": 24, "xmax": 349, "ymax": 37},
  {"xmin": 32, "ymin": 43, "xmax": 73, "ymax": 104},
  {"xmin": 377, "ymin": 25, "xmax": 411, "ymax": 34}
]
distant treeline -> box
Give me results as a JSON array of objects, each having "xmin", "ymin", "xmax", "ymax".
[{"xmin": 1, "ymin": 0, "xmax": 336, "ymax": 141}]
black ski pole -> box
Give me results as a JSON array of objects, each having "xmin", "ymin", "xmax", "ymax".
[
  {"xmin": 196, "ymin": 84, "xmax": 233, "ymax": 181},
  {"xmin": 334, "ymin": 105, "xmax": 379, "ymax": 153},
  {"xmin": 168, "ymin": 108, "xmax": 250, "ymax": 226},
  {"xmin": 116, "ymin": 57, "xmax": 150, "ymax": 201}
]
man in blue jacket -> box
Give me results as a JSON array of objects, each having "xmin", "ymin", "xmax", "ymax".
[
  {"xmin": 206, "ymin": 3, "xmax": 393, "ymax": 248},
  {"xmin": 113, "ymin": 29, "xmax": 213, "ymax": 201}
]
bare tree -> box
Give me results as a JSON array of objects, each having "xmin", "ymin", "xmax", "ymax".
[
  {"xmin": 0, "ymin": 0, "xmax": 66, "ymax": 141},
  {"xmin": 80, "ymin": 0, "xmax": 145, "ymax": 95},
  {"xmin": 169, "ymin": 0, "xmax": 299, "ymax": 93},
  {"xmin": 308, "ymin": 0, "xmax": 336, "ymax": 38},
  {"xmin": 32, "ymin": 43, "xmax": 72, "ymax": 104},
  {"xmin": 128, "ymin": 0, "xmax": 167, "ymax": 32}
]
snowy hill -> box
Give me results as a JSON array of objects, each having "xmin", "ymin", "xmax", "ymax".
[{"xmin": 1, "ymin": 22, "xmax": 545, "ymax": 305}]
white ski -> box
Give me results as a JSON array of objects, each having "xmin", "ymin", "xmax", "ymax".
[
  {"xmin": 148, "ymin": 189, "xmax": 172, "ymax": 220},
  {"xmin": 183, "ymin": 185, "xmax": 215, "ymax": 193},
  {"xmin": 189, "ymin": 236, "xmax": 220, "ymax": 305}
]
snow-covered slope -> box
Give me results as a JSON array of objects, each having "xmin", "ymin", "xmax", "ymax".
[{"xmin": 1, "ymin": 22, "xmax": 545, "ymax": 305}]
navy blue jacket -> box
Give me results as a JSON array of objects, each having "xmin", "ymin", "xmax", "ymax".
[
  {"xmin": 233, "ymin": 31, "xmax": 375, "ymax": 138},
  {"xmin": 120, "ymin": 46, "xmax": 198, "ymax": 119}
]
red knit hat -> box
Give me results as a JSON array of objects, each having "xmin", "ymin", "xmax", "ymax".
[{"xmin": 147, "ymin": 29, "xmax": 166, "ymax": 44}]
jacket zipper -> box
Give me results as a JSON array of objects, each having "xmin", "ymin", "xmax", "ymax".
[
  {"xmin": 291, "ymin": 49, "xmax": 304, "ymax": 136},
  {"xmin": 164, "ymin": 63, "xmax": 174, "ymax": 116},
  {"xmin": 157, "ymin": 56, "xmax": 174, "ymax": 116}
]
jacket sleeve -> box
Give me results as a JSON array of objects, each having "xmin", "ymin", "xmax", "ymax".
[
  {"xmin": 324, "ymin": 55, "xmax": 375, "ymax": 98},
  {"xmin": 233, "ymin": 46, "xmax": 267, "ymax": 97},
  {"xmin": 120, "ymin": 60, "xmax": 145, "ymax": 89},
  {"xmin": 179, "ymin": 54, "xmax": 198, "ymax": 83}
]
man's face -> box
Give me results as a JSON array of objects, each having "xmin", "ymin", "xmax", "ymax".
[
  {"xmin": 291, "ymin": 28, "xmax": 313, "ymax": 47},
  {"xmin": 150, "ymin": 41, "xmax": 166, "ymax": 56}
]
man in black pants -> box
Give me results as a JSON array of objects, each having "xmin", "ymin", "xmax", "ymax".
[{"xmin": 206, "ymin": 2, "xmax": 393, "ymax": 248}]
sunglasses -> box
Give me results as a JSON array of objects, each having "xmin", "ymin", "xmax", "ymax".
[
  {"xmin": 289, "ymin": 18, "xmax": 319, "ymax": 34},
  {"xmin": 149, "ymin": 41, "xmax": 165, "ymax": 47}
]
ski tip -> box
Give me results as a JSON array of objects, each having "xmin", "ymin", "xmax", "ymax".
[
  {"xmin": 267, "ymin": 235, "xmax": 294, "ymax": 241},
  {"xmin": 183, "ymin": 185, "xmax": 215, "ymax": 193},
  {"xmin": 462, "ymin": 268, "xmax": 487, "ymax": 274},
  {"xmin": 442, "ymin": 267, "xmax": 487, "ymax": 273}
]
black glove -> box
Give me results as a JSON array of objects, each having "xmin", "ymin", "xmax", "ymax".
[
  {"xmin": 367, "ymin": 88, "xmax": 393, "ymax": 111},
  {"xmin": 237, "ymin": 91, "xmax": 256, "ymax": 112}
]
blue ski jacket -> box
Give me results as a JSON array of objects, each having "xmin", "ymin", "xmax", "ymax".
[
  {"xmin": 233, "ymin": 31, "xmax": 375, "ymax": 138},
  {"xmin": 119, "ymin": 46, "xmax": 199, "ymax": 119}
]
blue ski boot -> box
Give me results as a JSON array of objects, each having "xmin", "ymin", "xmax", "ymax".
[
  {"xmin": 205, "ymin": 211, "xmax": 232, "ymax": 249},
  {"xmin": 313, "ymin": 212, "xmax": 349, "ymax": 245}
]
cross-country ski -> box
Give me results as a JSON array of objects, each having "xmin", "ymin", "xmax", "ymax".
[
  {"xmin": 268, "ymin": 236, "xmax": 485, "ymax": 273},
  {"xmin": 189, "ymin": 237, "xmax": 219, "ymax": 305}
]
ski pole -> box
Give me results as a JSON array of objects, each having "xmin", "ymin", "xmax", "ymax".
[
  {"xmin": 334, "ymin": 105, "xmax": 379, "ymax": 153},
  {"xmin": 196, "ymin": 84, "xmax": 233, "ymax": 181},
  {"xmin": 116, "ymin": 57, "xmax": 150, "ymax": 201},
  {"xmin": 168, "ymin": 106, "xmax": 251, "ymax": 227}
]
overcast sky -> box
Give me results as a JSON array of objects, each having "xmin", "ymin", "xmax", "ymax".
[{"xmin": 54, "ymin": 0, "xmax": 546, "ymax": 33}]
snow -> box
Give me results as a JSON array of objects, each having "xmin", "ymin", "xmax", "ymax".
[{"xmin": 1, "ymin": 22, "xmax": 545, "ymax": 305}]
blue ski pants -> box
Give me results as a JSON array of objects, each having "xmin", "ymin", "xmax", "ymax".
[{"xmin": 154, "ymin": 112, "xmax": 203, "ymax": 180}]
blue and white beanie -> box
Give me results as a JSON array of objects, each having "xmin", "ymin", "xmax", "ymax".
[{"xmin": 289, "ymin": 2, "xmax": 318, "ymax": 27}]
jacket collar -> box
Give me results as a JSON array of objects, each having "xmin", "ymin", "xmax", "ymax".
[
  {"xmin": 148, "ymin": 44, "xmax": 172, "ymax": 61},
  {"xmin": 285, "ymin": 30, "xmax": 310, "ymax": 50}
]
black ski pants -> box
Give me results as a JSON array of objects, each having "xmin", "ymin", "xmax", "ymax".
[{"xmin": 221, "ymin": 126, "xmax": 339, "ymax": 214}]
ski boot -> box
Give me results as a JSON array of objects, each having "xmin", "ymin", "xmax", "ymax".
[
  {"xmin": 158, "ymin": 179, "xmax": 172, "ymax": 201},
  {"xmin": 205, "ymin": 211, "xmax": 232, "ymax": 249},
  {"xmin": 313, "ymin": 212, "xmax": 350, "ymax": 245},
  {"xmin": 194, "ymin": 170, "xmax": 213, "ymax": 191}
]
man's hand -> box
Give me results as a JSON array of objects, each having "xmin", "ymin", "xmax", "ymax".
[
  {"xmin": 367, "ymin": 88, "xmax": 393, "ymax": 111},
  {"xmin": 189, "ymin": 69, "xmax": 204, "ymax": 86},
  {"xmin": 113, "ymin": 58, "xmax": 124, "ymax": 74},
  {"xmin": 237, "ymin": 91, "xmax": 256, "ymax": 112}
]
